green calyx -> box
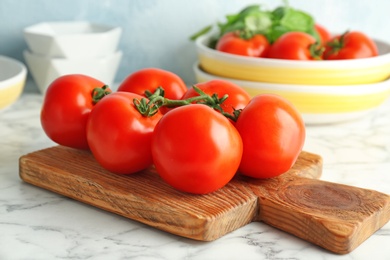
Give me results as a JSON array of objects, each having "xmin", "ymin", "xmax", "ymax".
[
  {"xmin": 325, "ymin": 30, "xmax": 348, "ymax": 57},
  {"xmin": 133, "ymin": 86, "xmax": 241, "ymax": 122},
  {"xmin": 91, "ymin": 85, "xmax": 111, "ymax": 104},
  {"xmin": 309, "ymin": 42, "xmax": 325, "ymax": 60}
]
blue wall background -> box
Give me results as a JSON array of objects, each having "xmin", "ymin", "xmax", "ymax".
[{"xmin": 1, "ymin": 0, "xmax": 389, "ymax": 92}]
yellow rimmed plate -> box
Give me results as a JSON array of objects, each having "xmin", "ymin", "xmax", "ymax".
[
  {"xmin": 195, "ymin": 34, "xmax": 390, "ymax": 85},
  {"xmin": 193, "ymin": 62, "xmax": 390, "ymax": 124}
]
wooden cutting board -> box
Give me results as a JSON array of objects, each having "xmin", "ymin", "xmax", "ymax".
[{"xmin": 19, "ymin": 146, "xmax": 390, "ymax": 254}]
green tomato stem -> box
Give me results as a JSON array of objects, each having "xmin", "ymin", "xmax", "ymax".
[
  {"xmin": 92, "ymin": 85, "xmax": 111, "ymax": 104},
  {"xmin": 324, "ymin": 30, "xmax": 349, "ymax": 58},
  {"xmin": 133, "ymin": 86, "xmax": 240, "ymax": 122},
  {"xmin": 309, "ymin": 42, "xmax": 325, "ymax": 60}
]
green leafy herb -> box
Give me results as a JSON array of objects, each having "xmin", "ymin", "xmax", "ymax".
[
  {"xmin": 267, "ymin": 6, "xmax": 317, "ymax": 43},
  {"xmin": 190, "ymin": 2, "xmax": 320, "ymax": 46},
  {"xmin": 217, "ymin": 5, "xmax": 272, "ymax": 40},
  {"xmin": 189, "ymin": 25, "xmax": 213, "ymax": 41}
]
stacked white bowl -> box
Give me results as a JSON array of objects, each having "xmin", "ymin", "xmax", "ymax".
[{"xmin": 23, "ymin": 21, "xmax": 122, "ymax": 93}]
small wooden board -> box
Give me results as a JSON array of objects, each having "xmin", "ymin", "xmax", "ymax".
[{"xmin": 19, "ymin": 146, "xmax": 390, "ymax": 254}]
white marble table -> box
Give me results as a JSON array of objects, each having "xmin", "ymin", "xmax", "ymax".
[{"xmin": 1, "ymin": 92, "xmax": 389, "ymax": 259}]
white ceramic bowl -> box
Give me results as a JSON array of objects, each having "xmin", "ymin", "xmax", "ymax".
[
  {"xmin": 0, "ymin": 56, "xmax": 27, "ymax": 111},
  {"xmin": 195, "ymin": 34, "xmax": 390, "ymax": 85},
  {"xmin": 193, "ymin": 63, "xmax": 390, "ymax": 124},
  {"xmin": 23, "ymin": 21, "xmax": 122, "ymax": 58},
  {"xmin": 24, "ymin": 50, "xmax": 122, "ymax": 93}
]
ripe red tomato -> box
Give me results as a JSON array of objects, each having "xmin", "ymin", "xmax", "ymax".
[
  {"xmin": 41, "ymin": 74, "xmax": 109, "ymax": 150},
  {"xmin": 267, "ymin": 31, "xmax": 321, "ymax": 60},
  {"xmin": 216, "ymin": 32, "xmax": 270, "ymax": 57},
  {"xmin": 117, "ymin": 68, "xmax": 187, "ymax": 100},
  {"xmin": 323, "ymin": 31, "xmax": 378, "ymax": 60},
  {"xmin": 87, "ymin": 92, "xmax": 162, "ymax": 174},
  {"xmin": 315, "ymin": 23, "xmax": 331, "ymax": 45},
  {"xmin": 235, "ymin": 94, "xmax": 305, "ymax": 179},
  {"xmin": 181, "ymin": 79, "xmax": 251, "ymax": 116},
  {"xmin": 151, "ymin": 104, "xmax": 243, "ymax": 194}
]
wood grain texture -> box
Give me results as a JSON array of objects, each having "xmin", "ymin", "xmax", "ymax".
[
  {"xmin": 244, "ymin": 176, "xmax": 390, "ymax": 254},
  {"xmin": 19, "ymin": 146, "xmax": 390, "ymax": 254}
]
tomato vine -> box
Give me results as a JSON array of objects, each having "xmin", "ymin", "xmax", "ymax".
[{"xmin": 133, "ymin": 86, "xmax": 241, "ymax": 122}]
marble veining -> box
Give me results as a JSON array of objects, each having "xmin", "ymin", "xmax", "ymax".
[{"xmin": 1, "ymin": 93, "xmax": 389, "ymax": 259}]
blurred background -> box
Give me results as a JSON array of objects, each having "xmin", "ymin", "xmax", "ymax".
[{"xmin": 1, "ymin": 0, "xmax": 389, "ymax": 93}]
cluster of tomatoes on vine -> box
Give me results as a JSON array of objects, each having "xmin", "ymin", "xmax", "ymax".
[{"xmin": 40, "ymin": 68, "xmax": 305, "ymax": 194}]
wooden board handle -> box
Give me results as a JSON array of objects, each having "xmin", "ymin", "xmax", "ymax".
[{"xmin": 246, "ymin": 175, "xmax": 390, "ymax": 254}]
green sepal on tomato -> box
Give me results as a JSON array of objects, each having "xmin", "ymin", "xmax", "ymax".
[
  {"xmin": 40, "ymin": 74, "xmax": 111, "ymax": 150},
  {"xmin": 87, "ymin": 92, "xmax": 163, "ymax": 174},
  {"xmin": 117, "ymin": 68, "xmax": 187, "ymax": 113},
  {"xmin": 323, "ymin": 31, "xmax": 378, "ymax": 60},
  {"xmin": 151, "ymin": 104, "xmax": 243, "ymax": 194},
  {"xmin": 181, "ymin": 79, "xmax": 251, "ymax": 117}
]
